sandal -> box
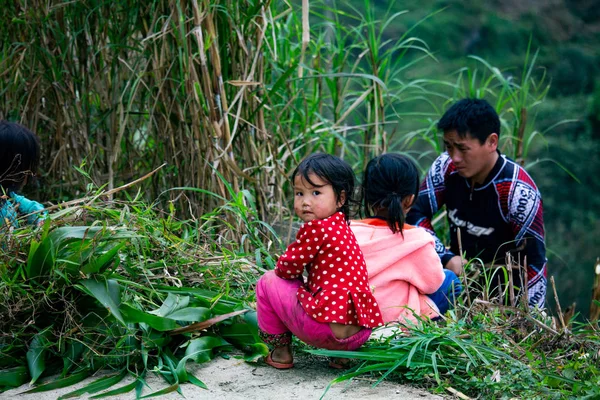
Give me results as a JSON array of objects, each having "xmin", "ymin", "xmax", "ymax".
[{"xmin": 264, "ymin": 350, "xmax": 294, "ymax": 369}]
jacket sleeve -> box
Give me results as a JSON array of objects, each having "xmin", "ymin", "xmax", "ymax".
[
  {"xmin": 10, "ymin": 193, "xmax": 47, "ymax": 226},
  {"xmin": 274, "ymin": 221, "xmax": 322, "ymax": 280},
  {"xmin": 507, "ymin": 172, "xmax": 548, "ymax": 309},
  {"xmin": 406, "ymin": 153, "xmax": 456, "ymax": 266},
  {"xmin": 408, "ymin": 239, "xmax": 446, "ymax": 295}
]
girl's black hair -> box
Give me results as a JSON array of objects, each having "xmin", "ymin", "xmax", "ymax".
[
  {"xmin": 361, "ymin": 153, "xmax": 420, "ymax": 234},
  {"xmin": 0, "ymin": 121, "xmax": 40, "ymax": 194},
  {"xmin": 291, "ymin": 153, "xmax": 355, "ymax": 222}
]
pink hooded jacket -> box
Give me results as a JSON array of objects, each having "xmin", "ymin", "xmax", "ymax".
[{"xmin": 351, "ymin": 219, "xmax": 446, "ymax": 324}]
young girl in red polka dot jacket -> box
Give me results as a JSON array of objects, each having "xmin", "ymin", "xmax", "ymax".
[{"xmin": 256, "ymin": 153, "xmax": 383, "ymax": 369}]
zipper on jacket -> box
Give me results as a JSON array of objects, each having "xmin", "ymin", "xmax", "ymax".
[{"xmin": 469, "ymin": 180, "xmax": 474, "ymax": 201}]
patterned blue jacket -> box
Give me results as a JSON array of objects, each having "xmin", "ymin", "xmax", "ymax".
[{"xmin": 407, "ymin": 152, "xmax": 547, "ymax": 308}]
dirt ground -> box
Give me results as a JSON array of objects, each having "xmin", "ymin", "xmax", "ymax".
[{"xmin": 2, "ymin": 354, "xmax": 442, "ymax": 400}]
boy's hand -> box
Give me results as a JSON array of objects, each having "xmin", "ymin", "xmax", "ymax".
[{"xmin": 445, "ymin": 255, "xmax": 466, "ymax": 276}]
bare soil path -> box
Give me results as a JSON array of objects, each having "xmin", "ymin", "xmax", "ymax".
[{"xmin": 2, "ymin": 354, "xmax": 442, "ymax": 399}]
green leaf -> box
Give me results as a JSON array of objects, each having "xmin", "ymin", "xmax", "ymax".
[
  {"xmin": 62, "ymin": 341, "xmax": 85, "ymax": 376},
  {"xmin": 167, "ymin": 307, "xmax": 211, "ymax": 322},
  {"xmin": 149, "ymin": 294, "xmax": 189, "ymax": 317},
  {"xmin": 26, "ymin": 235, "xmax": 54, "ymax": 279},
  {"xmin": 26, "ymin": 226, "xmax": 137, "ymax": 279},
  {"xmin": 242, "ymin": 343, "xmax": 269, "ymax": 362},
  {"xmin": 21, "ymin": 370, "xmax": 91, "ymax": 393},
  {"xmin": 121, "ymin": 304, "xmax": 178, "ymax": 331},
  {"xmin": 58, "ymin": 370, "xmax": 127, "ymax": 399},
  {"xmin": 88, "ymin": 375, "xmax": 143, "ymax": 399},
  {"xmin": 187, "ymin": 374, "xmax": 208, "ymax": 390},
  {"xmin": 171, "ymin": 337, "xmax": 229, "ymax": 387},
  {"xmin": 0, "ymin": 366, "xmax": 29, "ymax": 389},
  {"xmin": 78, "ymin": 278, "xmax": 125, "ymax": 326},
  {"xmin": 182, "ymin": 336, "xmax": 229, "ymax": 364},
  {"xmin": 81, "ymin": 242, "xmax": 125, "ymax": 274},
  {"xmin": 26, "ymin": 328, "xmax": 52, "ymax": 384},
  {"xmin": 218, "ymin": 323, "xmax": 258, "ymax": 347},
  {"xmin": 139, "ymin": 383, "xmax": 179, "ymax": 398}
]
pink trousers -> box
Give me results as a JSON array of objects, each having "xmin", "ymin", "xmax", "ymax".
[{"xmin": 256, "ymin": 270, "xmax": 371, "ymax": 350}]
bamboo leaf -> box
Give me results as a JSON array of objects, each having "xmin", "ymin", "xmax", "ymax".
[
  {"xmin": 187, "ymin": 374, "xmax": 208, "ymax": 390},
  {"xmin": 121, "ymin": 304, "xmax": 178, "ymax": 331},
  {"xmin": 57, "ymin": 370, "xmax": 127, "ymax": 399},
  {"xmin": 139, "ymin": 382, "xmax": 179, "ymax": 398},
  {"xmin": 26, "ymin": 328, "xmax": 52, "ymax": 385},
  {"xmin": 88, "ymin": 377, "xmax": 141, "ymax": 399},
  {"xmin": 149, "ymin": 293, "xmax": 190, "ymax": 317},
  {"xmin": 0, "ymin": 366, "xmax": 29, "ymax": 389},
  {"xmin": 167, "ymin": 307, "xmax": 211, "ymax": 322},
  {"xmin": 20, "ymin": 370, "xmax": 91, "ymax": 393},
  {"xmin": 78, "ymin": 278, "xmax": 126, "ymax": 326},
  {"xmin": 81, "ymin": 242, "xmax": 125, "ymax": 274}
]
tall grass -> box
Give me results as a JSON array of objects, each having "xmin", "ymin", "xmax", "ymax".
[{"xmin": 0, "ymin": 0, "xmax": 450, "ymax": 225}]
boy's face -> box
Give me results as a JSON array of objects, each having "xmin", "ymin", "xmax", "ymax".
[
  {"xmin": 443, "ymin": 130, "xmax": 499, "ymax": 184},
  {"xmin": 293, "ymin": 173, "xmax": 345, "ymax": 222}
]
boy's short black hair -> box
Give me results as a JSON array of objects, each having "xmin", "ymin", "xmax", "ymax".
[
  {"xmin": 437, "ymin": 98, "xmax": 500, "ymax": 144},
  {"xmin": 0, "ymin": 121, "xmax": 40, "ymax": 193},
  {"xmin": 292, "ymin": 153, "xmax": 355, "ymax": 221}
]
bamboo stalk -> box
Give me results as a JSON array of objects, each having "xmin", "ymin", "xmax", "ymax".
[
  {"xmin": 507, "ymin": 252, "xmax": 515, "ymax": 307},
  {"xmin": 550, "ymin": 276, "xmax": 566, "ymax": 330}
]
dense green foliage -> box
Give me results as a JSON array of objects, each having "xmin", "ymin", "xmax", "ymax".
[{"xmin": 0, "ymin": 195, "xmax": 273, "ymax": 396}]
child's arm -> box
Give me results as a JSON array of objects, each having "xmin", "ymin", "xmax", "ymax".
[
  {"xmin": 10, "ymin": 193, "xmax": 47, "ymax": 226},
  {"xmin": 274, "ymin": 222, "xmax": 321, "ymax": 280}
]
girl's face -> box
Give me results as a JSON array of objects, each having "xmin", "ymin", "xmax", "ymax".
[{"xmin": 293, "ymin": 173, "xmax": 345, "ymax": 222}]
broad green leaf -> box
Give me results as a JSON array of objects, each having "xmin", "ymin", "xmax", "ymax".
[
  {"xmin": 78, "ymin": 278, "xmax": 125, "ymax": 326},
  {"xmin": 26, "ymin": 328, "xmax": 52, "ymax": 384},
  {"xmin": 26, "ymin": 226, "xmax": 137, "ymax": 279},
  {"xmin": 242, "ymin": 343, "xmax": 269, "ymax": 362},
  {"xmin": 139, "ymin": 383, "xmax": 179, "ymax": 398},
  {"xmin": 0, "ymin": 366, "xmax": 29, "ymax": 388},
  {"xmin": 81, "ymin": 242, "xmax": 125, "ymax": 274},
  {"xmin": 121, "ymin": 304, "xmax": 177, "ymax": 331},
  {"xmin": 187, "ymin": 374, "xmax": 207, "ymax": 390},
  {"xmin": 142, "ymin": 330, "xmax": 172, "ymax": 349},
  {"xmin": 26, "ymin": 236, "xmax": 54, "ymax": 279},
  {"xmin": 149, "ymin": 294, "xmax": 189, "ymax": 317},
  {"xmin": 21, "ymin": 370, "xmax": 91, "ymax": 393},
  {"xmin": 58, "ymin": 370, "xmax": 127, "ymax": 399},
  {"xmin": 173, "ymin": 337, "xmax": 229, "ymax": 385},
  {"xmin": 218, "ymin": 323, "xmax": 258, "ymax": 347},
  {"xmin": 89, "ymin": 373, "xmax": 146, "ymax": 399},
  {"xmin": 62, "ymin": 341, "xmax": 85, "ymax": 376},
  {"xmin": 88, "ymin": 378, "xmax": 138, "ymax": 399},
  {"xmin": 182, "ymin": 336, "xmax": 229, "ymax": 364},
  {"xmin": 167, "ymin": 307, "xmax": 211, "ymax": 322}
]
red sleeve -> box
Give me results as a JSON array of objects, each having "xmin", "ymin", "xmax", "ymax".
[{"xmin": 274, "ymin": 220, "xmax": 324, "ymax": 280}]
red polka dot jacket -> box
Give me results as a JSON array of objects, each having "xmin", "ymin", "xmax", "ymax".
[{"xmin": 275, "ymin": 211, "xmax": 384, "ymax": 328}]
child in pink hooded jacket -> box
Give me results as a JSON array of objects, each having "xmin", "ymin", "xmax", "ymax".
[{"xmin": 351, "ymin": 154, "xmax": 462, "ymax": 324}]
